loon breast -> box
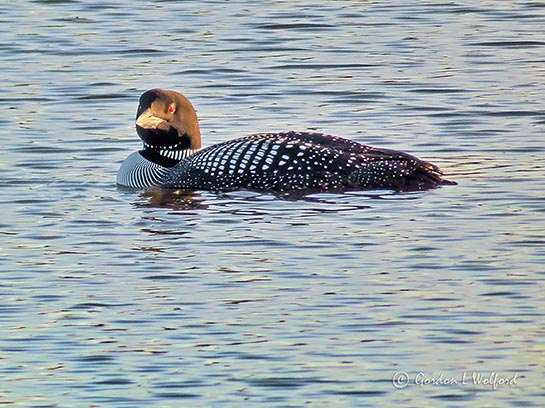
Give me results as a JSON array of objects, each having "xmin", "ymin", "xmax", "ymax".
[
  {"xmin": 117, "ymin": 88, "xmax": 455, "ymax": 192},
  {"xmin": 116, "ymin": 151, "xmax": 168, "ymax": 188}
]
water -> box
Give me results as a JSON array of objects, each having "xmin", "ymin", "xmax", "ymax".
[{"xmin": 1, "ymin": 1, "xmax": 544, "ymax": 406}]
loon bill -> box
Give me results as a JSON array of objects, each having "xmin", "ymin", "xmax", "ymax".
[{"xmin": 117, "ymin": 88, "xmax": 456, "ymax": 192}]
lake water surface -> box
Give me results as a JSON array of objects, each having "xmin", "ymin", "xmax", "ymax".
[{"xmin": 1, "ymin": 1, "xmax": 544, "ymax": 407}]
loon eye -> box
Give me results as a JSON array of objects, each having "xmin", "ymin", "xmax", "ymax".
[{"xmin": 168, "ymin": 104, "xmax": 175, "ymax": 114}]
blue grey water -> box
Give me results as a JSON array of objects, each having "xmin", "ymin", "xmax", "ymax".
[{"xmin": 1, "ymin": 1, "xmax": 544, "ymax": 407}]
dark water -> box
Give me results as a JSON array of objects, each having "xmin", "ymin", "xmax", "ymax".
[{"xmin": 1, "ymin": 1, "xmax": 544, "ymax": 407}]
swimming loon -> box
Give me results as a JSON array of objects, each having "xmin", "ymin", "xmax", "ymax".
[{"xmin": 117, "ymin": 89, "xmax": 454, "ymax": 192}]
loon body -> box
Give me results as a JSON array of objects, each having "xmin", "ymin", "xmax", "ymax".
[{"xmin": 117, "ymin": 89, "xmax": 454, "ymax": 193}]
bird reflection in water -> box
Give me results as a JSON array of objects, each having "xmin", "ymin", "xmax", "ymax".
[{"xmin": 136, "ymin": 187, "xmax": 208, "ymax": 210}]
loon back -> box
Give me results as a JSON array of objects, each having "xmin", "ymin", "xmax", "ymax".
[{"xmin": 162, "ymin": 131, "xmax": 447, "ymax": 192}]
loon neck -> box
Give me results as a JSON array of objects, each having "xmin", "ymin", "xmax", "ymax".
[{"xmin": 140, "ymin": 145, "xmax": 200, "ymax": 168}]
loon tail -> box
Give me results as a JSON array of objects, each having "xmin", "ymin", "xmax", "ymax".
[
  {"xmin": 405, "ymin": 161, "xmax": 457, "ymax": 191},
  {"xmin": 349, "ymin": 155, "xmax": 455, "ymax": 191}
]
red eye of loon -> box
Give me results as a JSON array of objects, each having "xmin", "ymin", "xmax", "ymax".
[{"xmin": 169, "ymin": 105, "xmax": 175, "ymax": 113}]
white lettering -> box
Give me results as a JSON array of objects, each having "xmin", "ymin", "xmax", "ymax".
[{"xmin": 415, "ymin": 372, "xmax": 458, "ymax": 387}]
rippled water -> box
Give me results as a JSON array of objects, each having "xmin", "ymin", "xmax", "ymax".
[{"xmin": 1, "ymin": 1, "xmax": 544, "ymax": 406}]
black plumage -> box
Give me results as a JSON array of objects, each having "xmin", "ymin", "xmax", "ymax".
[{"xmin": 163, "ymin": 131, "xmax": 446, "ymax": 192}]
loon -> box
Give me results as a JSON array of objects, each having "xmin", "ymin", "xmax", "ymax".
[{"xmin": 117, "ymin": 89, "xmax": 455, "ymax": 193}]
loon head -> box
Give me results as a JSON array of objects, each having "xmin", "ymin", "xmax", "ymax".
[
  {"xmin": 135, "ymin": 88, "xmax": 202, "ymax": 153},
  {"xmin": 118, "ymin": 89, "xmax": 202, "ymax": 189}
]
